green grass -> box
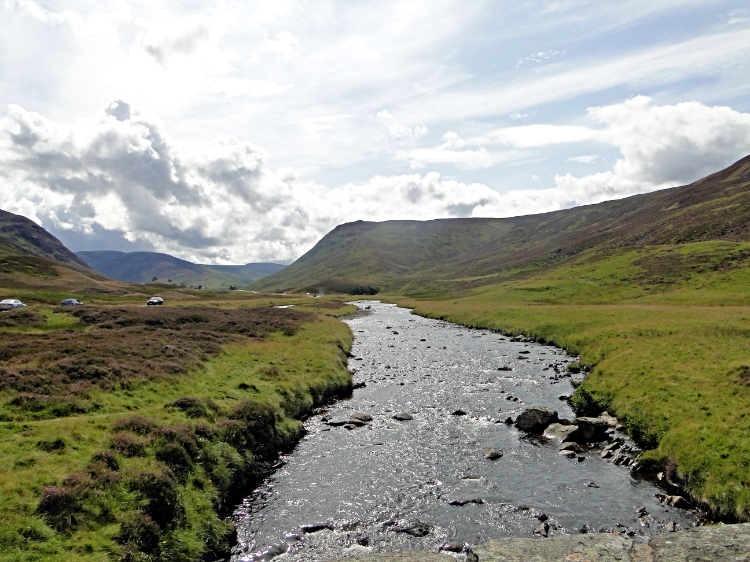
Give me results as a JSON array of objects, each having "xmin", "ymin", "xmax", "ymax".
[
  {"xmin": 0, "ymin": 310, "xmax": 353, "ymax": 561},
  {"xmin": 394, "ymin": 239, "xmax": 750, "ymax": 520}
]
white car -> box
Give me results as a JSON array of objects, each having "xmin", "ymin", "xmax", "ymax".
[{"xmin": 0, "ymin": 299, "xmax": 27, "ymax": 311}]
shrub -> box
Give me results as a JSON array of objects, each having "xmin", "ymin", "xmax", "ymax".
[
  {"xmin": 156, "ymin": 426, "xmax": 200, "ymax": 459},
  {"xmin": 90, "ymin": 450, "xmax": 119, "ymax": 472},
  {"xmin": 193, "ymin": 422, "xmax": 215, "ymax": 440},
  {"xmin": 168, "ymin": 397, "xmax": 219, "ymax": 419},
  {"xmin": 228, "ymin": 400, "xmax": 278, "ymax": 457},
  {"xmin": 110, "ymin": 432, "xmax": 146, "ymax": 457},
  {"xmin": 36, "ymin": 437, "xmax": 66, "ymax": 452},
  {"xmin": 37, "ymin": 487, "xmax": 83, "ymax": 532},
  {"xmin": 118, "ymin": 512, "xmax": 161, "ymax": 555},
  {"xmin": 112, "ymin": 416, "xmax": 159, "ymax": 435},
  {"xmin": 622, "ymin": 408, "xmax": 665, "ymax": 450},
  {"xmin": 155, "ymin": 443, "xmax": 194, "ymax": 479},
  {"xmin": 569, "ymin": 385, "xmax": 609, "ymax": 417},
  {"xmin": 214, "ymin": 420, "xmax": 248, "ymax": 450},
  {"xmin": 128, "ymin": 472, "xmax": 183, "ymax": 528}
]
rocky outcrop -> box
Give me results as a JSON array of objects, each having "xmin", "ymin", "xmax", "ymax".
[
  {"xmin": 325, "ymin": 523, "xmax": 750, "ymax": 562},
  {"xmin": 575, "ymin": 416, "xmax": 610, "ymax": 442},
  {"xmin": 544, "ymin": 423, "xmax": 579, "ymax": 442},
  {"xmin": 515, "ymin": 406, "xmax": 558, "ymax": 433}
]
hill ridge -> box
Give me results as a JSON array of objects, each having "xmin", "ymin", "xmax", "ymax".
[
  {"xmin": 77, "ymin": 250, "xmax": 286, "ymax": 289},
  {"xmin": 0, "ymin": 209, "xmax": 92, "ymax": 271},
  {"xmin": 251, "ymin": 154, "xmax": 750, "ymax": 294}
]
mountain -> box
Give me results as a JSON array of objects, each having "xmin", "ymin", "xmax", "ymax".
[
  {"xmin": 76, "ymin": 251, "xmax": 287, "ymax": 289},
  {"xmin": 251, "ymin": 155, "xmax": 750, "ymax": 294},
  {"xmin": 0, "ymin": 209, "xmax": 92, "ymax": 270}
]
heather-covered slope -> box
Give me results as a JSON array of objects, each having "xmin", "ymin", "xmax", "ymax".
[
  {"xmin": 253, "ymin": 155, "xmax": 750, "ymax": 294},
  {"xmin": 0, "ymin": 209, "xmax": 92, "ymax": 271}
]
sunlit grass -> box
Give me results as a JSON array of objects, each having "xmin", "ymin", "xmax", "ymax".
[
  {"xmin": 0, "ymin": 310, "xmax": 352, "ymax": 561},
  {"xmin": 394, "ymin": 239, "xmax": 750, "ymax": 520}
]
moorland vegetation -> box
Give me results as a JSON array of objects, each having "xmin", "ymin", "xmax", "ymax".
[{"xmin": 0, "ymin": 247, "xmax": 356, "ymax": 561}]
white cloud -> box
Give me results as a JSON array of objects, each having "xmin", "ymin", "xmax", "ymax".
[
  {"xmin": 553, "ymin": 96, "xmax": 750, "ymax": 204},
  {"xmin": 569, "ymin": 155, "xmax": 598, "ymax": 163},
  {"xmin": 376, "ymin": 110, "xmax": 428, "ymax": 140},
  {"xmin": 517, "ymin": 49, "xmax": 565, "ymax": 67},
  {"xmin": 210, "ymin": 78, "xmax": 293, "ymax": 99},
  {"xmin": 265, "ymin": 31, "xmax": 300, "ymax": 60},
  {"xmin": 479, "ymin": 124, "xmax": 600, "ymax": 148}
]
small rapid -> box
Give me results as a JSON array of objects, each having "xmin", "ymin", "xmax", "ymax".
[{"xmin": 232, "ymin": 301, "xmax": 696, "ymax": 561}]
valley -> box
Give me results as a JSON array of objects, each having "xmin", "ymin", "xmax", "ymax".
[{"xmin": 0, "ymin": 156, "xmax": 750, "ymax": 561}]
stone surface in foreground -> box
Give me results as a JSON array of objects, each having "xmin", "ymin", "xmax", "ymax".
[
  {"xmin": 468, "ymin": 533, "xmax": 643, "ymax": 561},
  {"xmin": 325, "ymin": 523, "xmax": 750, "ymax": 562}
]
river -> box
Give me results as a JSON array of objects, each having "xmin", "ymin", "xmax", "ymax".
[{"xmin": 231, "ymin": 301, "xmax": 696, "ymax": 561}]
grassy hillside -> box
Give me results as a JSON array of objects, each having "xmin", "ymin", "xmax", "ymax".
[
  {"xmin": 396, "ymin": 238, "xmax": 750, "ymax": 520},
  {"xmin": 0, "ymin": 210, "xmax": 92, "ymax": 271},
  {"xmin": 76, "ymin": 251, "xmax": 286, "ymax": 290},
  {"xmin": 253, "ymin": 154, "xmax": 750, "ymax": 295},
  {"xmin": 0, "ymin": 295, "xmax": 355, "ymax": 562}
]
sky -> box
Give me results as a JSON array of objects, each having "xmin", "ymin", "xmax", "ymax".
[{"xmin": 1, "ymin": 0, "xmax": 750, "ymax": 264}]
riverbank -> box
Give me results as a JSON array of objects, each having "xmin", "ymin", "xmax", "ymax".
[
  {"xmin": 393, "ymin": 290, "xmax": 750, "ymax": 522},
  {"xmin": 0, "ymin": 304, "xmax": 355, "ymax": 562},
  {"xmin": 325, "ymin": 521, "xmax": 750, "ymax": 561}
]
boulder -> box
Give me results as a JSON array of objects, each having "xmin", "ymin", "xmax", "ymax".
[
  {"xmin": 393, "ymin": 413, "xmax": 414, "ymax": 421},
  {"xmin": 484, "ymin": 448, "xmax": 504, "ymax": 460},
  {"xmin": 448, "ymin": 497, "xmax": 484, "ymax": 506},
  {"xmin": 559, "ymin": 450, "xmax": 576, "ymax": 458},
  {"xmin": 301, "ymin": 523, "xmax": 333, "ymax": 533},
  {"xmin": 574, "ymin": 417, "xmax": 610, "ymax": 442},
  {"xmin": 350, "ymin": 412, "xmax": 373, "ymax": 422},
  {"xmin": 534, "ymin": 521, "xmax": 550, "ymax": 537},
  {"xmin": 440, "ymin": 541, "xmax": 465, "ymax": 552},
  {"xmin": 515, "ymin": 406, "xmax": 559, "ymax": 433},
  {"xmin": 393, "ymin": 521, "xmax": 431, "ymax": 537},
  {"xmin": 543, "ymin": 423, "xmax": 579, "ymax": 442},
  {"xmin": 559, "ymin": 442, "xmax": 582, "ymax": 453},
  {"xmin": 452, "ymin": 409, "xmax": 468, "ymax": 416},
  {"xmin": 347, "ymin": 418, "xmax": 367, "ymax": 427}
]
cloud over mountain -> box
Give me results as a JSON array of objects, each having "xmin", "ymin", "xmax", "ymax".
[{"xmin": 1, "ymin": 97, "xmax": 749, "ymax": 264}]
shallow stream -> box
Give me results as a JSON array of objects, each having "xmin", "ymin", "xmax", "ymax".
[{"xmin": 232, "ymin": 301, "xmax": 695, "ymax": 561}]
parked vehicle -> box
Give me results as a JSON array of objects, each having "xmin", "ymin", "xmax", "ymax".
[
  {"xmin": 147, "ymin": 297, "xmax": 164, "ymax": 306},
  {"xmin": 60, "ymin": 298, "xmax": 83, "ymax": 306},
  {"xmin": 0, "ymin": 299, "xmax": 27, "ymax": 310}
]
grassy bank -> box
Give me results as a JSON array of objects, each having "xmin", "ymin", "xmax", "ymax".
[
  {"xmin": 0, "ymin": 304, "xmax": 354, "ymax": 561},
  {"xmin": 395, "ymin": 240, "xmax": 750, "ymax": 521}
]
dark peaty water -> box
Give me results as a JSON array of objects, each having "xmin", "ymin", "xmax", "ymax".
[{"xmin": 232, "ymin": 301, "xmax": 695, "ymax": 561}]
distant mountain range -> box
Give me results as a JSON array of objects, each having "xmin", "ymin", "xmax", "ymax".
[
  {"xmin": 251, "ymin": 154, "xmax": 750, "ymax": 295},
  {"xmin": 76, "ymin": 251, "xmax": 287, "ymax": 289}
]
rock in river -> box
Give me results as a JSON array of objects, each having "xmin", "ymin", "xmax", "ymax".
[
  {"xmin": 350, "ymin": 412, "xmax": 373, "ymax": 422},
  {"xmin": 301, "ymin": 523, "xmax": 333, "ymax": 533},
  {"xmin": 515, "ymin": 406, "xmax": 559, "ymax": 433},
  {"xmin": 393, "ymin": 521, "xmax": 431, "ymax": 537},
  {"xmin": 393, "ymin": 412, "xmax": 413, "ymax": 421},
  {"xmin": 559, "ymin": 442, "xmax": 583, "ymax": 453},
  {"xmin": 543, "ymin": 423, "xmax": 579, "ymax": 442},
  {"xmin": 452, "ymin": 409, "xmax": 468, "ymax": 416},
  {"xmin": 484, "ymin": 448, "xmax": 504, "ymax": 460},
  {"xmin": 575, "ymin": 417, "xmax": 610, "ymax": 442}
]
